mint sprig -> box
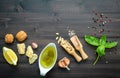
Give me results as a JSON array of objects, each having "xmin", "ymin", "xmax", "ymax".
[{"xmin": 85, "ymin": 35, "xmax": 118, "ymax": 65}]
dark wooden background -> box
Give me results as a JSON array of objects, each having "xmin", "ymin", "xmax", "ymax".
[{"xmin": 0, "ymin": 0, "xmax": 120, "ymax": 78}]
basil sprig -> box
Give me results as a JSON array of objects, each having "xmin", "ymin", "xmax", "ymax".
[{"xmin": 85, "ymin": 35, "xmax": 118, "ymax": 65}]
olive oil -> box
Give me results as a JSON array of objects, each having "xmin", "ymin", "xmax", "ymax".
[{"xmin": 40, "ymin": 45, "xmax": 56, "ymax": 68}]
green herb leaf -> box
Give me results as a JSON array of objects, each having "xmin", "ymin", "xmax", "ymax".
[
  {"xmin": 96, "ymin": 45, "xmax": 105, "ymax": 57},
  {"xmin": 100, "ymin": 35, "xmax": 106, "ymax": 45},
  {"xmin": 85, "ymin": 35, "xmax": 99, "ymax": 46},
  {"xmin": 84, "ymin": 34, "xmax": 118, "ymax": 65},
  {"xmin": 105, "ymin": 41, "xmax": 118, "ymax": 48}
]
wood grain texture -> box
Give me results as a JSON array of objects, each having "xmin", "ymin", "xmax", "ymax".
[{"xmin": 0, "ymin": 0, "xmax": 120, "ymax": 78}]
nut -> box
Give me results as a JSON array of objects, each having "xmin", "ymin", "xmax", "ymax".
[
  {"xmin": 5, "ymin": 34, "xmax": 14, "ymax": 43},
  {"xmin": 16, "ymin": 30, "xmax": 27, "ymax": 42}
]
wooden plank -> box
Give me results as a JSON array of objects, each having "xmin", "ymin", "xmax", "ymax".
[{"xmin": 0, "ymin": 0, "xmax": 120, "ymax": 78}]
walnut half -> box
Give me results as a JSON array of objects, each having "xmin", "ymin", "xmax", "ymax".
[
  {"xmin": 5, "ymin": 34, "xmax": 14, "ymax": 43},
  {"xmin": 16, "ymin": 30, "xmax": 27, "ymax": 42}
]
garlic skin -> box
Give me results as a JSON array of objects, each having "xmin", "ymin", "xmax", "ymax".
[{"xmin": 31, "ymin": 42, "xmax": 38, "ymax": 49}]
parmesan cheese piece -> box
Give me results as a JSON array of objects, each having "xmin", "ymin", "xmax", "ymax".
[
  {"xmin": 26, "ymin": 46, "xmax": 34, "ymax": 58},
  {"xmin": 17, "ymin": 43, "xmax": 25, "ymax": 54},
  {"xmin": 29, "ymin": 54, "xmax": 38, "ymax": 64}
]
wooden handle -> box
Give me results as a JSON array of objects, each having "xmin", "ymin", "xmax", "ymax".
[
  {"xmin": 78, "ymin": 48, "xmax": 88, "ymax": 60},
  {"xmin": 70, "ymin": 35, "xmax": 88, "ymax": 60},
  {"xmin": 71, "ymin": 51, "xmax": 82, "ymax": 62}
]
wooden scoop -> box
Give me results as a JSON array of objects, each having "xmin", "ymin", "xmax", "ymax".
[
  {"xmin": 70, "ymin": 35, "xmax": 88, "ymax": 60},
  {"xmin": 68, "ymin": 30, "xmax": 88, "ymax": 60},
  {"xmin": 60, "ymin": 38, "xmax": 82, "ymax": 62}
]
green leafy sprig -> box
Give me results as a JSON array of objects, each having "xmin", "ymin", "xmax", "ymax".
[{"xmin": 85, "ymin": 35, "xmax": 118, "ymax": 65}]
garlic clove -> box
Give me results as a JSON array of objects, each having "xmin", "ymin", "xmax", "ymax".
[
  {"xmin": 58, "ymin": 57, "xmax": 70, "ymax": 70},
  {"xmin": 31, "ymin": 42, "xmax": 38, "ymax": 49}
]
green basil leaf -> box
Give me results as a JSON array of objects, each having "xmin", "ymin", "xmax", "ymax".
[
  {"xmin": 100, "ymin": 35, "xmax": 106, "ymax": 45},
  {"xmin": 105, "ymin": 41, "xmax": 118, "ymax": 48},
  {"xmin": 85, "ymin": 35, "xmax": 99, "ymax": 46},
  {"xmin": 96, "ymin": 45, "xmax": 105, "ymax": 57}
]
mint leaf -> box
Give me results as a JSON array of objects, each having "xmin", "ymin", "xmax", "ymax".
[
  {"xmin": 105, "ymin": 41, "xmax": 118, "ymax": 48},
  {"xmin": 96, "ymin": 45, "xmax": 105, "ymax": 57},
  {"xmin": 85, "ymin": 35, "xmax": 99, "ymax": 46},
  {"xmin": 100, "ymin": 35, "xmax": 106, "ymax": 45}
]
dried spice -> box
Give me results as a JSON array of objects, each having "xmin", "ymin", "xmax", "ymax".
[
  {"xmin": 92, "ymin": 10, "xmax": 112, "ymax": 26},
  {"xmin": 99, "ymin": 29, "xmax": 104, "ymax": 33},
  {"xmin": 91, "ymin": 10, "xmax": 113, "ymax": 34}
]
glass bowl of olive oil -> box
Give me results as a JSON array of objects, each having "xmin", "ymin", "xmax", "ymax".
[{"xmin": 38, "ymin": 43, "xmax": 57, "ymax": 76}]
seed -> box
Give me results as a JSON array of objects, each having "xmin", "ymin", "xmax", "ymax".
[
  {"xmin": 100, "ymin": 13, "xmax": 104, "ymax": 17},
  {"xmin": 104, "ymin": 21, "xmax": 107, "ymax": 24},
  {"xmin": 58, "ymin": 36, "xmax": 62, "ymax": 44},
  {"xmin": 56, "ymin": 33, "xmax": 59, "ymax": 36},
  {"xmin": 56, "ymin": 37, "xmax": 59, "ymax": 40},
  {"xmin": 108, "ymin": 19, "xmax": 112, "ymax": 22},
  {"xmin": 92, "ymin": 33, "xmax": 96, "ymax": 36},
  {"xmin": 107, "ymin": 30, "xmax": 111, "ymax": 32},
  {"xmin": 102, "ymin": 22, "xmax": 105, "ymax": 26},
  {"xmin": 99, "ymin": 29, "xmax": 104, "ymax": 33}
]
